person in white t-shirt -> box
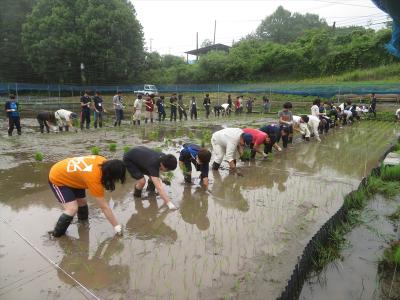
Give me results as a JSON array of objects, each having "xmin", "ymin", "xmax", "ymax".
[
  {"xmin": 133, "ymin": 94, "xmax": 143, "ymax": 126},
  {"xmin": 55, "ymin": 109, "xmax": 78, "ymax": 132},
  {"xmin": 293, "ymin": 115, "xmax": 311, "ymax": 141}
]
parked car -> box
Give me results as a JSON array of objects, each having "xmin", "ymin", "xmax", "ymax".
[{"xmin": 134, "ymin": 84, "xmax": 158, "ymax": 96}]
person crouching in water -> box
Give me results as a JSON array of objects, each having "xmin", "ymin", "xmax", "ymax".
[
  {"xmin": 48, "ymin": 155, "xmax": 126, "ymax": 237},
  {"xmin": 37, "ymin": 111, "xmax": 56, "ymax": 133},
  {"xmin": 292, "ymin": 115, "xmax": 311, "ymax": 141},
  {"xmin": 242, "ymin": 128, "xmax": 270, "ymax": 159},
  {"xmin": 55, "ymin": 109, "xmax": 78, "ymax": 132},
  {"xmin": 179, "ymin": 144, "xmax": 211, "ymax": 186},
  {"xmin": 278, "ymin": 102, "xmax": 294, "ymax": 148},
  {"xmin": 211, "ymin": 128, "xmax": 253, "ymax": 175},
  {"xmin": 123, "ymin": 146, "xmax": 178, "ymax": 209},
  {"xmin": 259, "ymin": 124, "xmax": 283, "ymax": 155}
]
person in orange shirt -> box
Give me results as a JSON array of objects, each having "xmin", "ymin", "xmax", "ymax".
[{"xmin": 48, "ymin": 155, "xmax": 126, "ymax": 237}]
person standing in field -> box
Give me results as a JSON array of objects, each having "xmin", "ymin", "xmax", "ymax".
[
  {"xmin": 178, "ymin": 94, "xmax": 188, "ymax": 121},
  {"xmin": 93, "ymin": 91, "xmax": 105, "ymax": 128},
  {"xmin": 179, "ymin": 143, "xmax": 211, "ymax": 186},
  {"xmin": 55, "ymin": 109, "xmax": 78, "ymax": 132},
  {"xmin": 5, "ymin": 94, "xmax": 21, "ymax": 136},
  {"xmin": 133, "ymin": 94, "xmax": 143, "ymax": 126},
  {"xmin": 48, "ymin": 155, "xmax": 126, "ymax": 237},
  {"xmin": 203, "ymin": 93, "xmax": 211, "ymax": 118},
  {"xmin": 123, "ymin": 146, "xmax": 178, "ymax": 209},
  {"xmin": 37, "ymin": 111, "xmax": 56, "ymax": 133},
  {"xmin": 144, "ymin": 94, "xmax": 155, "ymax": 124},
  {"xmin": 370, "ymin": 93, "xmax": 377, "ymax": 118},
  {"xmin": 263, "ymin": 96, "xmax": 271, "ymax": 113},
  {"xmin": 190, "ymin": 96, "xmax": 198, "ymax": 120},
  {"xmin": 80, "ymin": 91, "xmax": 91, "ymax": 130},
  {"xmin": 170, "ymin": 93, "xmax": 178, "ymax": 122},
  {"xmin": 156, "ymin": 96, "xmax": 166, "ymax": 122},
  {"xmin": 278, "ymin": 102, "xmax": 294, "ymax": 148},
  {"xmin": 113, "ymin": 91, "xmax": 124, "ymax": 127},
  {"xmin": 211, "ymin": 128, "xmax": 253, "ymax": 174},
  {"xmin": 227, "ymin": 94, "xmax": 232, "ymax": 116}
]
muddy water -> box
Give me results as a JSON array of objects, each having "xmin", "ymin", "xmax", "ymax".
[{"xmin": 0, "ymin": 120, "xmax": 398, "ymax": 300}]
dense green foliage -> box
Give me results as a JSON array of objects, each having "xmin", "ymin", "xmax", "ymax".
[
  {"xmin": 21, "ymin": 0, "xmax": 144, "ymax": 84},
  {"xmin": 0, "ymin": 3, "xmax": 398, "ymax": 84}
]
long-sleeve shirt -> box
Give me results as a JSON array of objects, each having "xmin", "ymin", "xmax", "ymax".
[
  {"xmin": 113, "ymin": 95, "xmax": 123, "ymax": 110},
  {"xmin": 211, "ymin": 128, "xmax": 243, "ymax": 162}
]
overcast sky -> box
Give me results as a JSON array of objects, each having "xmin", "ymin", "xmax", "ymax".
[{"xmin": 131, "ymin": 0, "xmax": 389, "ymax": 57}]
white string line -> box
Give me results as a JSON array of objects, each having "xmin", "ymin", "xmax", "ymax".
[{"xmin": 0, "ymin": 217, "xmax": 101, "ymax": 300}]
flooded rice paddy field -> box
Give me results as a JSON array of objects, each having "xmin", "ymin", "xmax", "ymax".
[{"xmin": 0, "ymin": 117, "xmax": 399, "ymax": 300}]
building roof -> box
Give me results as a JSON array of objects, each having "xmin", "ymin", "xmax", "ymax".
[{"xmin": 185, "ymin": 43, "xmax": 230, "ymax": 56}]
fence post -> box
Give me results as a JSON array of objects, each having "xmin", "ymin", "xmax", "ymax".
[
  {"xmin": 15, "ymin": 82, "xmax": 18, "ymax": 99},
  {"xmin": 217, "ymin": 83, "xmax": 220, "ymax": 104}
]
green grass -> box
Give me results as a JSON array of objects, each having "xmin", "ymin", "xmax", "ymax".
[
  {"xmin": 147, "ymin": 131, "xmax": 159, "ymax": 141},
  {"xmin": 380, "ymin": 241, "xmax": 400, "ymax": 269},
  {"xmin": 91, "ymin": 146, "xmax": 100, "ymax": 155},
  {"xmin": 109, "ymin": 143, "xmax": 117, "ymax": 152},
  {"xmin": 154, "ymin": 146, "xmax": 163, "ymax": 153},
  {"xmin": 388, "ymin": 206, "xmax": 400, "ymax": 222},
  {"xmin": 34, "ymin": 151, "xmax": 43, "ymax": 162}
]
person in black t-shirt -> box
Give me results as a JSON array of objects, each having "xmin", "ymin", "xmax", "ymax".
[
  {"xmin": 123, "ymin": 146, "xmax": 178, "ymax": 209},
  {"xmin": 93, "ymin": 91, "xmax": 106, "ymax": 128},
  {"xmin": 80, "ymin": 91, "xmax": 91, "ymax": 130},
  {"xmin": 36, "ymin": 111, "xmax": 56, "ymax": 133}
]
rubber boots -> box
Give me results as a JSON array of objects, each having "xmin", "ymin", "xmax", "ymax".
[
  {"xmin": 147, "ymin": 180, "xmax": 155, "ymax": 192},
  {"xmin": 134, "ymin": 187, "xmax": 142, "ymax": 197},
  {"xmin": 77, "ymin": 205, "xmax": 88, "ymax": 220},
  {"xmin": 212, "ymin": 162, "xmax": 220, "ymax": 170},
  {"xmin": 51, "ymin": 213, "xmax": 73, "ymax": 237},
  {"xmin": 184, "ymin": 174, "xmax": 192, "ymax": 183}
]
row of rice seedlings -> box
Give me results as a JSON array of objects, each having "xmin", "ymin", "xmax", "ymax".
[{"xmin": 90, "ymin": 143, "xmax": 129, "ymax": 155}]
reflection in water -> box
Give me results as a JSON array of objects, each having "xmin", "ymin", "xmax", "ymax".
[
  {"xmin": 125, "ymin": 199, "xmax": 177, "ymax": 243},
  {"xmin": 57, "ymin": 225, "xmax": 129, "ymax": 291},
  {"xmin": 211, "ymin": 171, "xmax": 249, "ymax": 211},
  {"xmin": 180, "ymin": 185, "xmax": 210, "ymax": 231}
]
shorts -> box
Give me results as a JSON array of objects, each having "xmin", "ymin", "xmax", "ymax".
[{"xmin": 49, "ymin": 181, "xmax": 86, "ymax": 204}]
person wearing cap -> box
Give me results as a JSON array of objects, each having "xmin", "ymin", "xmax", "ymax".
[
  {"xmin": 48, "ymin": 155, "xmax": 126, "ymax": 237},
  {"xmin": 179, "ymin": 143, "xmax": 211, "ymax": 186},
  {"xmin": 55, "ymin": 109, "xmax": 78, "ymax": 132},
  {"xmin": 123, "ymin": 146, "xmax": 178, "ymax": 209},
  {"xmin": 37, "ymin": 111, "xmax": 57, "ymax": 133},
  {"xmin": 5, "ymin": 94, "xmax": 21, "ymax": 136},
  {"xmin": 242, "ymin": 128, "xmax": 270, "ymax": 158},
  {"xmin": 211, "ymin": 128, "xmax": 253, "ymax": 173},
  {"xmin": 259, "ymin": 124, "xmax": 283, "ymax": 155}
]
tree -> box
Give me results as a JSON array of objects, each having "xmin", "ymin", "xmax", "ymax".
[
  {"xmin": 0, "ymin": 0, "xmax": 37, "ymax": 82},
  {"xmin": 21, "ymin": 0, "xmax": 144, "ymax": 84},
  {"xmin": 255, "ymin": 6, "xmax": 328, "ymax": 44}
]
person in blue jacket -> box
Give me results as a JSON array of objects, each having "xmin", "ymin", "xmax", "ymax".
[
  {"xmin": 5, "ymin": 94, "xmax": 21, "ymax": 136},
  {"xmin": 179, "ymin": 143, "xmax": 211, "ymax": 186}
]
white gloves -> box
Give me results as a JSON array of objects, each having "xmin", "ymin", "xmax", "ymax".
[
  {"xmin": 167, "ymin": 201, "xmax": 177, "ymax": 210},
  {"xmin": 114, "ymin": 224, "xmax": 122, "ymax": 235},
  {"xmin": 262, "ymin": 152, "xmax": 268, "ymax": 158},
  {"xmin": 276, "ymin": 146, "xmax": 282, "ymax": 152}
]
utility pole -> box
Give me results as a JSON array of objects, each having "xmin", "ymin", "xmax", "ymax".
[
  {"xmin": 213, "ymin": 20, "xmax": 216, "ymax": 45},
  {"xmin": 196, "ymin": 32, "xmax": 199, "ymax": 61},
  {"xmin": 149, "ymin": 38, "xmax": 153, "ymax": 52}
]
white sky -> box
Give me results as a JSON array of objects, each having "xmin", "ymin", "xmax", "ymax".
[{"xmin": 131, "ymin": 0, "xmax": 389, "ymax": 57}]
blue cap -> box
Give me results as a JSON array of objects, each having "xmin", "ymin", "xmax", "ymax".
[{"xmin": 242, "ymin": 133, "xmax": 253, "ymax": 146}]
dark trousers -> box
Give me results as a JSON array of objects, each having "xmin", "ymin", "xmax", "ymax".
[
  {"xmin": 114, "ymin": 109, "xmax": 123, "ymax": 126},
  {"xmin": 179, "ymin": 108, "xmax": 187, "ymax": 121},
  {"xmin": 8, "ymin": 116, "xmax": 21, "ymax": 136},
  {"xmin": 80, "ymin": 109, "xmax": 90, "ymax": 129},
  {"xmin": 158, "ymin": 110, "xmax": 166, "ymax": 122},
  {"xmin": 94, "ymin": 111, "xmax": 103, "ymax": 128},
  {"xmin": 191, "ymin": 108, "xmax": 197, "ymax": 120},
  {"xmin": 205, "ymin": 106, "xmax": 210, "ymax": 118},
  {"xmin": 170, "ymin": 107, "xmax": 177, "ymax": 121},
  {"xmin": 37, "ymin": 117, "xmax": 50, "ymax": 133}
]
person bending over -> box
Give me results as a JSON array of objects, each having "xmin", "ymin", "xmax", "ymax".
[
  {"xmin": 55, "ymin": 109, "xmax": 78, "ymax": 132},
  {"xmin": 48, "ymin": 155, "xmax": 126, "ymax": 237},
  {"xmin": 179, "ymin": 143, "xmax": 211, "ymax": 186},
  {"xmin": 242, "ymin": 128, "xmax": 270, "ymax": 159},
  {"xmin": 123, "ymin": 146, "xmax": 178, "ymax": 209},
  {"xmin": 37, "ymin": 111, "xmax": 56, "ymax": 133}
]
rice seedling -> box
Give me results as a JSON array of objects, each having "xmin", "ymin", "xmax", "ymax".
[
  {"xmin": 241, "ymin": 148, "xmax": 252, "ymax": 161},
  {"xmin": 91, "ymin": 146, "xmax": 100, "ymax": 155},
  {"xmin": 34, "ymin": 151, "xmax": 43, "ymax": 162},
  {"xmin": 123, "ymin": 146, "xmax": 130, "ymax": 153},
  {"xmin": 163, "ymin": 171, "xmax": 174, "ymax": 185},
  {"xmin": 388, "ymin": 206, "xmax": 400, "ymax": 222},
  {"xmin": 109, "ymin": 143, "xmax": 117, "ymax": 152}
]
